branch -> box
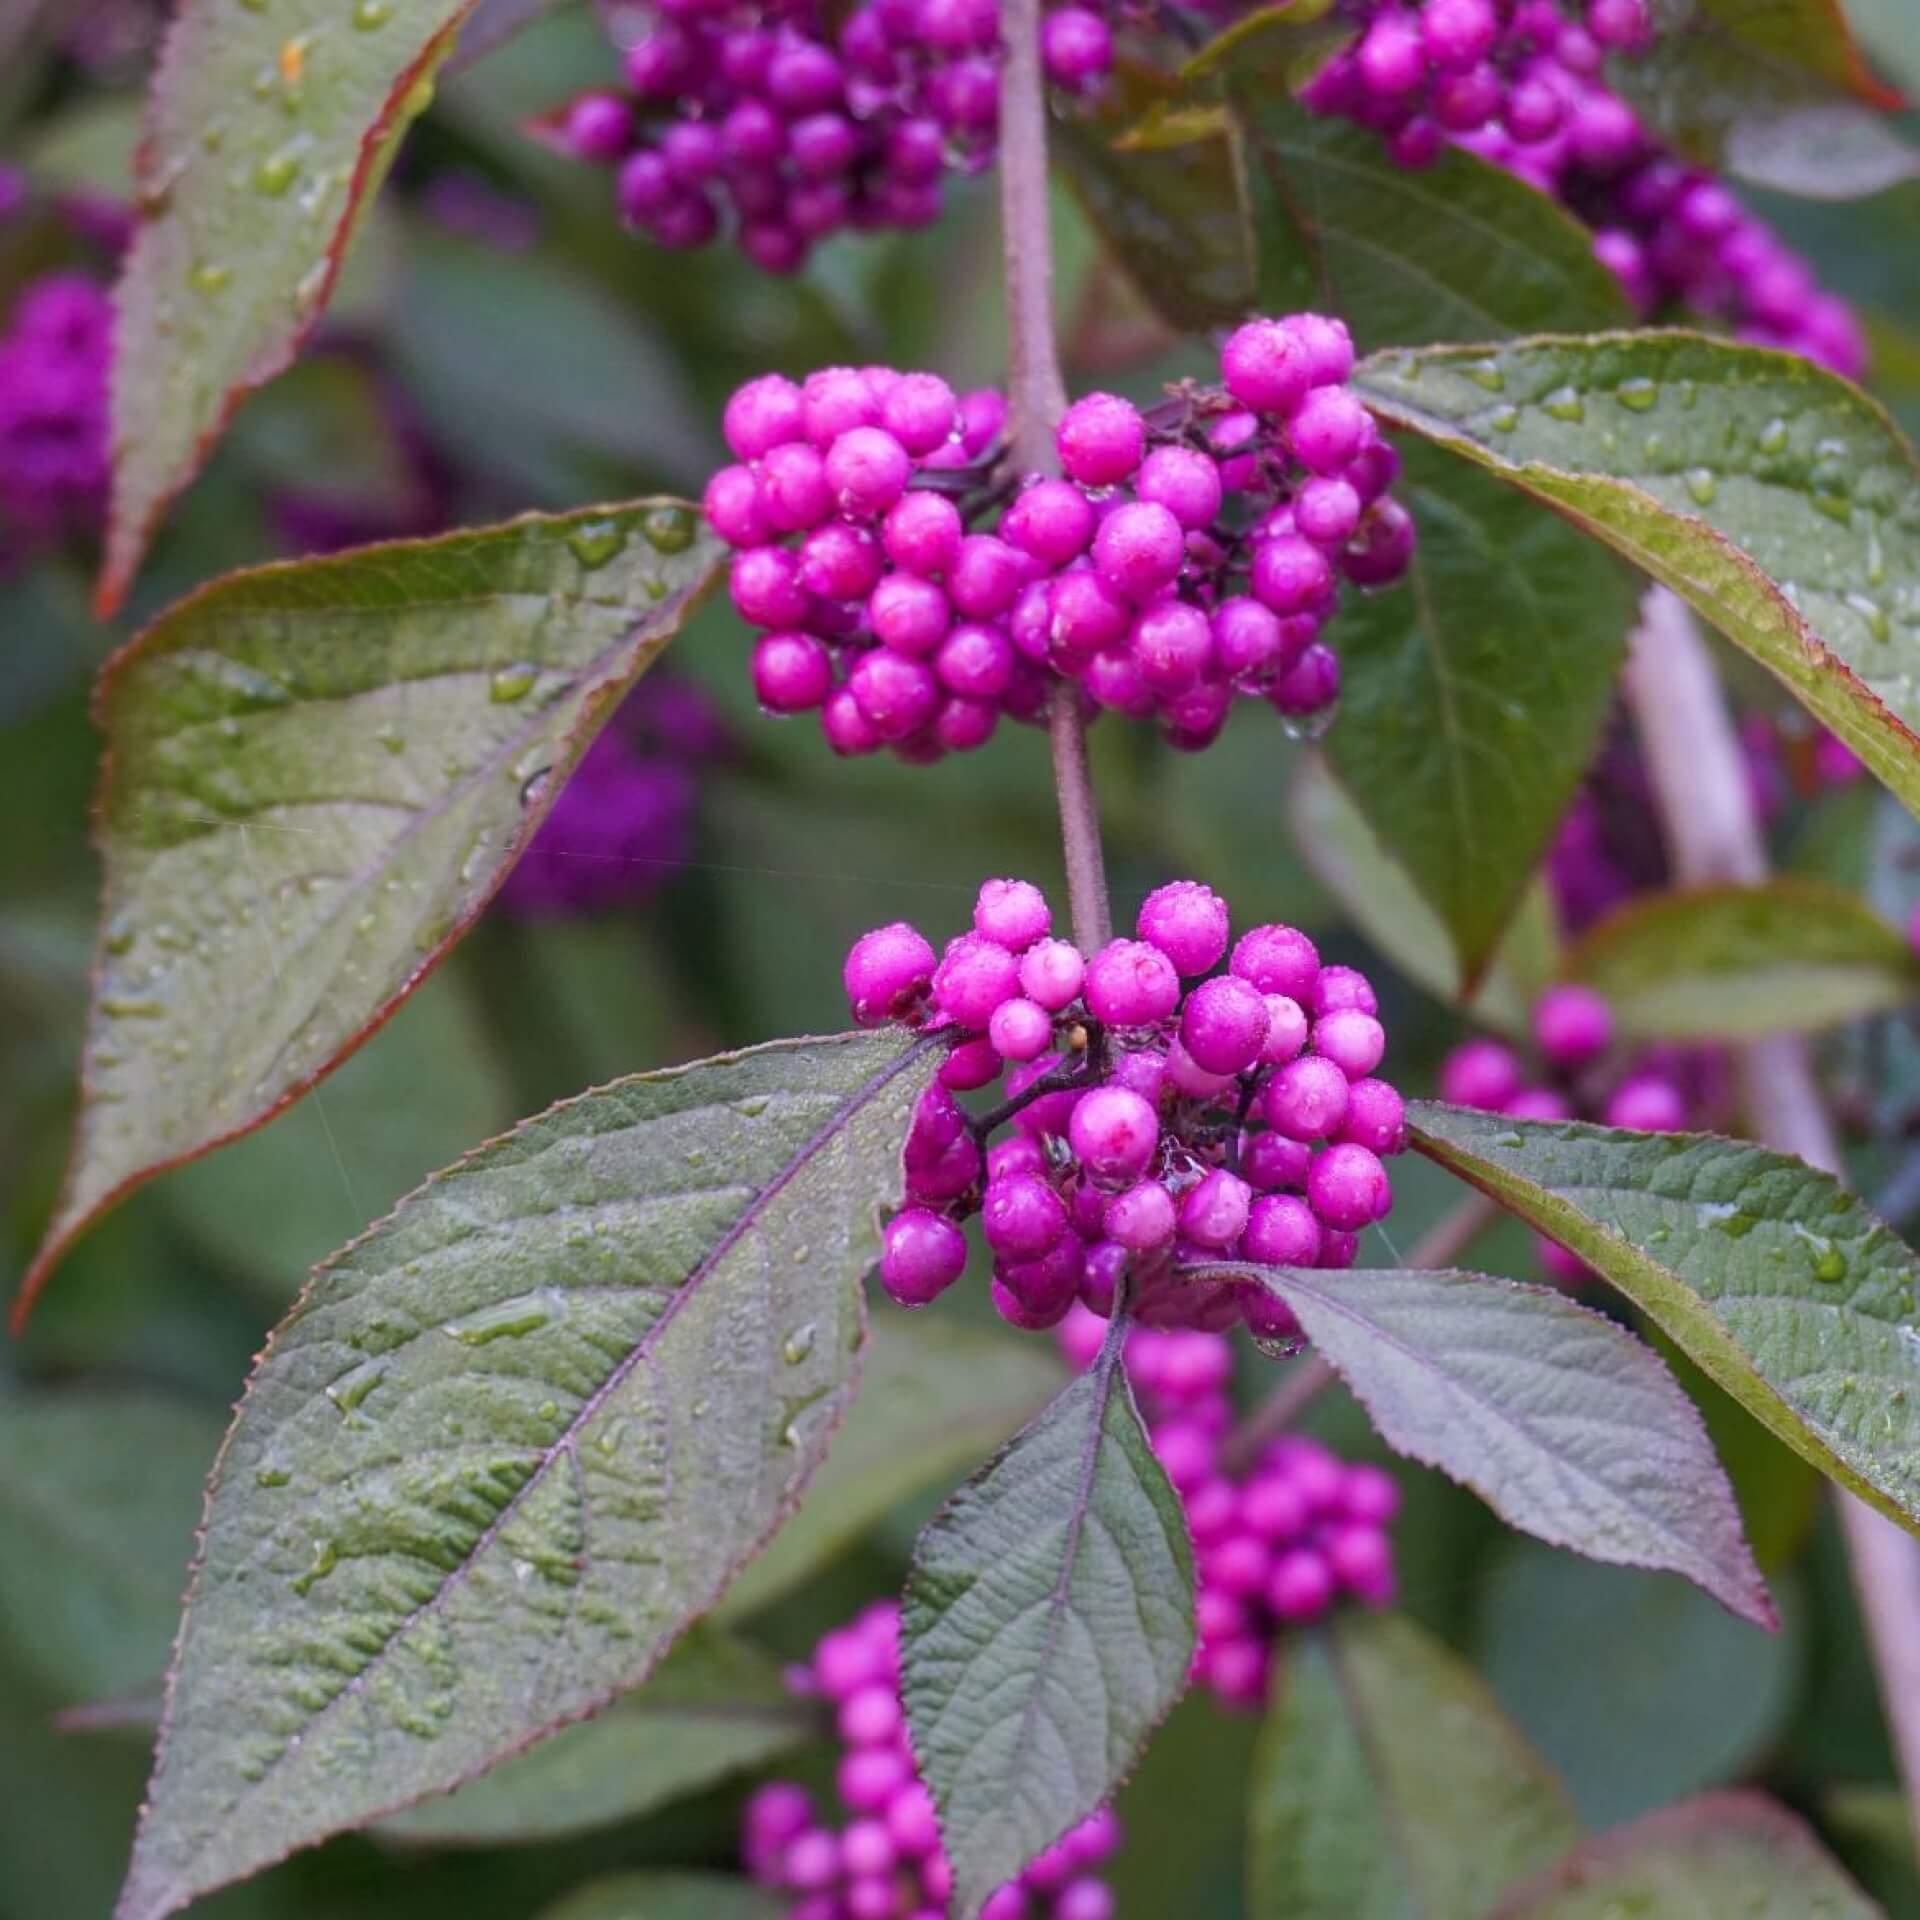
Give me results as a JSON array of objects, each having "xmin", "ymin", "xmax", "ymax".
[
  {"xmin": 1625, "ymin": 584, "xmax": 1920, "ymax": 1834},
  {"xmin": 998, "ymin": 0, "xmax": 1111, "ymax": 953}
]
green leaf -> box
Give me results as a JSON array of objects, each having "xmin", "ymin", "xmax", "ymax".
[
  {"xmin": 1226, "ymin": 97, "xmax": 1632, "ymax": 347},
  {"xmin": 900, "ymin": 1322, "xmax": 1194, "ymax": 1918},
  {"xmin": 1492, "ymin": 1790, "xmax": 1881, "ymax": 1919},
  {"xmin": 163, "ymin": 966, "xmax": 516, "ymax": 1305},
  {"xmin": 1618, "ymin": 0, "xmax": 1915, "ymax": 199},
  {"xmin": 720, "ymin": 1314, "xmax": 1064, "ymax": 1622},
  {"xmin": 1248, "ymin": 1612, "xmax": 1579, "ymax": 1920},
  {"xmin": 100, "ymin": 0, "xmax": 476, "ymax": 612},
  {"xmin": 1561, "ymin": 878, "xmax": 1920, "ymax": 1040},
  {"xmin": 114, "ymin": 1028, "xmax": 940, "ymax": 1920},
  {"xmin": 1409, "ymin": 1101, "xmax": 1920, "ymax": 1538},
  {"xmin": 377, "ymin": 1628, "xmax": 814, "ymax": 1844},
  {"xmin": 538, "ymin": 1873, "xmax": 786, "ymax": 1920},
  {"xmin": 1054, "ymin": 63, "xmax": 1255, "ymax": 331},
  {"xmin": 19, "ymin": 502, "xmax": 720, "ymax": 1325},
  {"xmin": 1197, "ymin": 1263, "xmax": 1773, "ymax": 1624},
  {"xmin": 1477, "ymin": 1542, "xmax": 1802, "ymax": 1828},
  {"xmin": 1353, "ymin": 332, "xmax": 1920, "ymax": 836},
  {"xmin": 1288, "ymin": 755, "xmax": 1556, "ymax": 1036},
  {"xmin": 1323, "ymin": 439, "xmax": 1633, "ymax": 982},
  {"xmin": 0, "ymin": 1392, "xmax": 221, "ymax": 1703}
]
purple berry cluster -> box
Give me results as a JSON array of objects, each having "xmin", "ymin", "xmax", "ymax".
[
  {"xmin": 1058, "ymin": 1309, "xmax": 1399, "ymax": 1709},
  {"xmin": 555, "ymin": 0, "xmax": 1113, "ymax": 272},
  {"xmin": 853, "ymin": 876, "xmax": 1406, "ymax": 1336},
  {"xmin": 499, "ymin": 677, "xmax": 728, "ymax": 916},
  {"xmin": 706, "ymin": 320, "xmax": 1414, "ymax": 763},
  {"xmin": 0, "ymin": 271, "xmax": 112, "ymax": 568},
  {"xmin": 744, "ymin": 1601, "xmax": 1122, "ymax": 1919},
  {"xmin": 1440, "ymin": 984, "xmax": 1723, "ymax": 1282},
  {"xmin": 1305, "ymin": 0, "xmax": 1866, "ymax": 374}
]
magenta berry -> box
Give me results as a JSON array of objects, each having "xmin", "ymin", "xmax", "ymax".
[
  {"xmin": 852, "ymin": 877, "xmax": 1403, "ymax": 1340},
  {"xmin": 1057, "ymin": 391, "xmax": 1145, "ymax": 485},
  {"xmin": 1533, "ymin": 983, "xmax": 1614, "ymax": 1068},
  {"xmin": 844, "ymin": 922, "xmax": 935, "ymax": 1026}
]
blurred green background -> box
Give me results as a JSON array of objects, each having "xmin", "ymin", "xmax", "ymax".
[{"xmin": 7, "ymin": 6, "xmax": 1920, "ymax": 1917}]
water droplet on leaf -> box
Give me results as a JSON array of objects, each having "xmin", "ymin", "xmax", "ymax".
[
  {"xmin": 489, "ymin": 662, "xmax": 537, "ymax": 703},
  {"xmin": 1617, "ymin": 377, "xmax": 1658, "ymax": 412}
]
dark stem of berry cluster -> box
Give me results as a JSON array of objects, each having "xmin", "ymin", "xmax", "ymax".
[
  {"xmin": 998, "ymin": 0, "xmax": 1114, "ymax": 954},
  {"xmin": 1626, "ymin": 585, "xmax": 1920, "ymax": 1835}
]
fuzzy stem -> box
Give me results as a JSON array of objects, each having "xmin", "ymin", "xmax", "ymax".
[
  {"xmin": 1219, "ymin": 1192, "xmax": 1500, "ymax": 1474},
  {"xmin": 999, "ymin": 0, "xmax": 1111, "ymax": 952},
  {"xmin": 1624, "ymin": 584, "xmax": 1920, "ymax": 1834}
]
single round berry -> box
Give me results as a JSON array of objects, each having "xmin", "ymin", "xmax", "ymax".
[
  {"xmin": 1085, "ymin": 938, "xmax": 1182, "ymax": 1027},
  {"xmin": 880, "ymin": 1209, "xmax": 968, "ymax": 1306},
  {"xmin": 1137, "ymin": 880, "xmax": 1231, "ymax": 976},
  {"xmin": 845, "ymin": 922, "xmax": 936, "ymax": 1026},
  {"xmin": 1057, "ymin": 392, "xmax": 1146, "ymax": 486},
  {"xmin": 1307, "ymin": 1142, "xmax": 1392, "ymax": 1231},
  {"xmin": 1181, "ymin": 975, "xmax": 1273, "ymax": 1076},
  {"xmin": 1533, "ymin": 983, "xmax": 1614, "ymax": 1069},
  {"xmin": 1069, "ymin": 1085, "xmax": 1161, "ymax": 1184}
]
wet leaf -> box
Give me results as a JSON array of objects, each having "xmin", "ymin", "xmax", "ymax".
[{"xmin": 113, "ymin": 1028, "xmax": 939, "ymax": 1920}]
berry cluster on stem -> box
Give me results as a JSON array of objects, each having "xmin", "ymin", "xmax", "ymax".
[
  {"xmin": 555, "ymin": 0, "xmax": 1115, "ymax": 271},
  {"xmin": 743, "ymin": 1601, "xmax": 1122, "ymax": 1918},
  {"xmin": 1059, "ymin": 1309, "xmax": 1400, "ymax": 1707},
  {"xmin": 0, "ymin": 271, "xmax": 110, "ymax": 569},
  {"xmin": 852, "ymin": 875, "xmax": 1406, "ymax": 1336},
  {"xmin": 705, "ymin": 316, "xmax": 1415, "ymax": 764},
  {"xmin": 1307, "ymin": 0, "xmax": 1865, "ymax": 372}
]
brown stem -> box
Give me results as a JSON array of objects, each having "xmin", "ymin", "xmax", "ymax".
[
  {"xmin": 998, "ymin": 0, "xmax": 1112, "ymax": 953},
  {"xmin": 1625, "ymin": 584, "xmax": 1920, "ymax": 1834},
  {"xmin": 1219, "ymin": 1192, "xmax": 1500, "ymax": 1473}
]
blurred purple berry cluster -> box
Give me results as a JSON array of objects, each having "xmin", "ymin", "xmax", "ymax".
[
  {"xmin": 743, "ymin": 1601, "xmax": 1122, "ymax": 1919},
  {"xmin": 851, "ymin": 875, "xmax": 1406, "ymax": 1336},
  {"xmin": 497, "ymin": 677, "xmax": 728, "ymax": 916},
  {"xmin": 1306, "ymin": 0, "xmax": 1866, "ymax": 373},
  {"xmin": 706, "ymin": 318, "xmax": 1414, "ymax": 764},
  {"xmin": 1440, "ymin": 984, "xmax": 1727, "ymax": 1281},
  {"xmin": 1058, "ymin": 1310, "xmax": 1399, "ymax": 1708},
  {"xmin": 0, "ymin": 272, "xmax": 112, "ymax": 570},
  {"xmin": 555, "ymin": 0, "xmax": 1113, "ymax": 271}
]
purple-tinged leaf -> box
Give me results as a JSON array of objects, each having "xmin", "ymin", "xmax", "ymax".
[
  {"xmin": 1491, "ymin": 1790, "xmax": 1881, "ymax": 1918},
  {"xmin": 900, "ymin": 1318, "xmax": 1194, "ymax": 1919},
  {"xmin": 114, "ymin": 1028, "xmax": 940, "ymax": 1920},
  {"xmin": 1193, "ymin": 1263, "xmax": 1774, "ymax": 1626},
  {"xmin": 1410, "ymin": 1102, "xmax": 1920, "ymax": 1539},
  {"xmin": 19, "ymin": 502, "xmax": 719, "ymax": 1327},
  {"xmin": 99, "ymin": 0, "xmax": 478, "ymax": 613}
]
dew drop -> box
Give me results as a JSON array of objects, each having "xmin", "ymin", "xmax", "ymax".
[
  {"xmin": 292, "ymin": 1538, "xmax": 338, "ymax": 1596},
  {"xmin": 489, "ymin": 662, "xmax": 537, "ymax": 704},
  {"xmin": 445, "ymin": 1292, "xmax": 558, "ymax": 1345},
  {"xmin": 255, "ymin": 1465, "xmax": 291, "ymax": 1488},
  {"xmin": 352, "ymin": 0, "xmax": 394, "ymax": 24},
  {"xmin": 1617, "ymin": 377, "xmax": 1658, "ymax": 412},
  {"xmin": 643, "ymin": 505, "xmax": 696, "ymax": 553},
  {"xmin": 1815, "ymin": 1246, "xmax": 1847, "ymax": 1283},
  {"xmin": 325, "ymin": 1359, "xmax": 386, "ymax": 1415},
  {"xmin": 1683, "ymin": 467, "xmax": 1717, "ymax": 506},
  {"xmin": 190, "ymin": 261, "xmax": 232, "ymax": 294},
  {"xmin": 783, "ymin": 1323, "xmax": 818, "ymax": 1366},
  {"xmin": 1489, "ymin": 406, "xmax": 1519, "ymax": 434},
  {"xmin": 1845, "ymin": 593, "xmax": 1892, "ymax": 643},
  {"xmin": 1542, "ymin": 387, "xmax": 1585, "ymax": 423},
  {"xmin": 567, "ymin": 520, "xmax": 626, "ymax": 570},
  {"xmin": 1467, "ymin": 359, "xmax": 1505, "ymax": 392},
  {"xmin": 538, "ymin": 1399, "xmax": 559, "ymax": 1421},
  {"xmin": 1493, "ymin": 1130, "xmax": 1524, "ymax": 1150},
  {"xmin": 1759, "ymin": 417, "xmax": 1790, "ymax": 455},
  {"xmin": 519, "ymin": 766, "xmax": 554, "ymax": 809},
  {"xmin": 733, "ymin": 1093, "xmax": 772, "ymax": 1119},
  {"xmin": 252, "ymin": 144, "xmax": 303, "ymax": 196}
]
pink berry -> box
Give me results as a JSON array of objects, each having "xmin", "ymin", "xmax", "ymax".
[
  {"xmin": 1181, "ymin": 975, "xmax": 1273, "ymax": 1075},
  {"xmin": 1266, "ymin": 1054, "xmax": 1352, "ymax": 1141},
  {"xmin": 1057, "ymin": 392, "xmax": 1145, "ymax": 485},
  {"xmin": 1314, "ymin": 1008, "xmax": 1387, "ymax": 1080},
  {"xmin": 933, "ymin": 931, "xmax": 1022, "ymax": 1029},
  {"xmin": 1231, "ymin": 923, "xmax": 1320, "ymax": 999},
  {"xmin": 1605, "ymin": 1073, "xmax": 1688, "ymax": 1132},
  {"xmin": 989, "ymin": 996, "xmax": 1054, "ymax": 1063},
  {"xmin": 846, "ymin": 922, "xmax": 936, "ymax": 1026},
  {"xmin": 1221, "ymin": 318, "xmax": 1313, "ymax": 415},
  {"xmin": 1307, "ymin": 1142, "xmax": 1392, "ymax": 1231},
  {"xmin": 1241, "ymin": 1192, "xmax": 1322, "ymax": 1266},
  {"xmin": 1136, "ymin": 880, "xmax": 1230, "ymax": 976},
  {"xmin": 880, "ymin": 1208, "xmax": 969, "ymax": 1306},
  {"xmin": 1180, "ymin": 1168, "xmax": 1252, "ymax": 1249},
  {"xmin": 1440, "ymin": 1036, "xmax": 1523, "ymax": 1110},
  {"xmin": 974, "ymin": 877, "xmax": 1052, "ymax": 950},
  {"xmin": 1085, "ymin": 939, "xmax": 1181, "ymax": 1026},
  {"xmin": 1533, "ymin": 983, "xmax": 1614, "ymax": 1069},
  {"xmin": 1069, "ymin": 1085, "xmax": 1162, "ymax": 1184}
]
